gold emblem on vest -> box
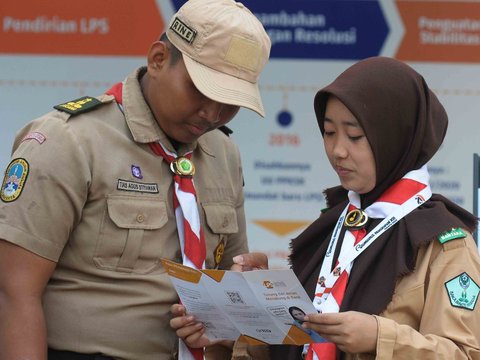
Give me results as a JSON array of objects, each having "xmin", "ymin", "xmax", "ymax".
[{"xmin": 344, "ymin": 209, "xmax": 369, "ymax": 230}]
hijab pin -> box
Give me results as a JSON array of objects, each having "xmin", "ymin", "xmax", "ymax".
[
  {"xmin": 344, "ymin": 208, "xmax": 369, "ymax": 230},
  {"xmin": 170, "ymin": 157, "xmax": 195, "ymax": 177}
]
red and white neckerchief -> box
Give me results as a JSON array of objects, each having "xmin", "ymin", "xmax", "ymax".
[
  {"xmin": 305, "ymin": 165, "xmax": 432, "ymax": 360},
  {"xmin": 149, "ymin": 142, "xmax": 205, "ymax": 360},
  {"xmin": 148, "ymin": 142, "xmax": 206, "ymax": 270},
  {"xmin": 106, "ymin": 82, "xmax": 206, "ymax": 360}
]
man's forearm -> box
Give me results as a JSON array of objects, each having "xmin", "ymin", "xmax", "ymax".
[{"xmin": 0, "ymin": 296, "xmax": 48, "ymax": 360}]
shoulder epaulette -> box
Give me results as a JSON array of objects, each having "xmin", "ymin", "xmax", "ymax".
[
  {"xmin": 218, "ymin": 125, "xmax": 233, "ymax": 137},
  {"xmin": 54, "ymin": 96, "xmax": 104, "ymax": 115},
  {"xmin": 437, "ymin": 227, "xmax": 467, "ymax": 244}
]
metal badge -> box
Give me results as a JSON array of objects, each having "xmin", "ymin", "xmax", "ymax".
[
  {"xmin": 170, "ymin": 157, "xmax": 195, "ymax": 177},
  {"xmin": 214, "ymin": 240, "xmax": 225, "ymax": 269},
  {"xmin": 344, "ymin": 209, "xmax": 369, "ymax": 230}
]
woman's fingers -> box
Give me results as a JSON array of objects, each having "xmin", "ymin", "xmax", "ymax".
[{"xmin": 302, "ymin": 311, "xmax": 378, "ymax": 354}]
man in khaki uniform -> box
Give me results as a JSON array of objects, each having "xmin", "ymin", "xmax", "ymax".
[{"xmin": 0, "ymin": 0, "xmax": 271, "ymax": 359}]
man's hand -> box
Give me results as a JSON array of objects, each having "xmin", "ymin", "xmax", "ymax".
[
  {"xmin": 303, "ymin": 311, "xmax": 378, "ymax": 354},
  {"xmin": 231, "ymin": 252, "xmax": 268, "ymax": 271},
  {"xmin": 170, "ymin": 304, "xmax": 212, "ymax": 348},
  {"xmin": 170, "ymin": 304, "xmax": 234, "ymax": 350}
]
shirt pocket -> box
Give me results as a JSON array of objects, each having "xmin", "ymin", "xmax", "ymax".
[
  {"xmin": 202, "ymin": 202, "xmax": 238, "ymax": 268},
  {"xmin": 203, "ymin": 202, "xmax": 238, "ymax": 235},
  {"xmin": 93, "ymin": 194, "xmax": 168, "ymax": 274}
]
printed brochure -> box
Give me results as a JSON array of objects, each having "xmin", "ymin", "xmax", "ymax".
[{"xmin": 161, "ymin": 259, "xmax": 327, "ymax": 345}]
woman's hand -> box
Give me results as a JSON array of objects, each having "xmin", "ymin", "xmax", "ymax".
[
  {"xmin": 303, "ymin": 311, "xmax": 378, "ymax": 354},
  {"xmin": 231, "ymin": 252, "xmax": 269, "ymax": 271}
]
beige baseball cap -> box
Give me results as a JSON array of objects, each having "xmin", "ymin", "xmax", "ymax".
[{"xmin": 166, "ymin": 0, "xmax": 271, "ymax": 117}]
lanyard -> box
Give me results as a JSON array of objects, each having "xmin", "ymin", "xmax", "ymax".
[{"xmin": 315, "ymin": 167, "xmax": 432, "ymax": 310}]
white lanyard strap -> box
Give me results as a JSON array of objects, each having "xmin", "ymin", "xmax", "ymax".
[{"xmin": 315, "ymin": 167, "xmax": 431, "ymax": 311}]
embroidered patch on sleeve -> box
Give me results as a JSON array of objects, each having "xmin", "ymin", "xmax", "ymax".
[
  {"xmin": 54, "ymin": 96, "xmax": 102, "ymax": 115},
  {"xmin": 444, "ymin": 272, "xmax": 480, "ymax": 310},
  {"xmin": 438, "ymin": 227, "xmax": 467, "ymax": 244},
  {"xmin": 22, "ymin": 131, "xmax": 46, "ymax": 144},
  {"xmin": 1, "ymin": 158, "xmax": 29, "ymax": 203}
]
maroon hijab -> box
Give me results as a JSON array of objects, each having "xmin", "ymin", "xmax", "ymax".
[{"xmin": 273, "ymin": 57, "xmax": 477, "ymax": 360}]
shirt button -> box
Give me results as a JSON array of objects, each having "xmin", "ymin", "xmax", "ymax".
[
  {"xmin": 136, "ymin": 214, "xmax": 145, "ymax": 223},
  {"xmin": 222, "ymin": 216, "xmax": 229, "ymax": 228}
]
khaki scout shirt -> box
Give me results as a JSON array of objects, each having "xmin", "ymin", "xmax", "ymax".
[
  {"xmin": 0, "ymin": 68, "xmax": 248, "ymax": 360},
  {"xmin": 362, "ymin": 232, "xmax": 480, "ymax": 360},
  {"xmin": 229, "ymin": 232, "xmax": 480, "ymax": 360}
]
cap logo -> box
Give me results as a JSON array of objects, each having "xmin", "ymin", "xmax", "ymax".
[
  {"xmin": 225, "ymin": 35, "xmax": 262, "ymax": 72},
  {"xmin": 170, "ymin": 17, "xmax": 197, "ymax": 44}
]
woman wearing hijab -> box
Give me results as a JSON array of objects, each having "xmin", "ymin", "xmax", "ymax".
[
  {"xmin": 170, "ymin": 57, "xmax": 480, "ymax": 359},
  {"xmin": 272, "ymin": 56, "xmax": 480, "ymax": 359}
]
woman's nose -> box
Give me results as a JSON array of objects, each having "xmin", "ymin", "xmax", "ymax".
[{"xmin": 333, "ymin": 139, "xmax": 348, "ymax": 159}]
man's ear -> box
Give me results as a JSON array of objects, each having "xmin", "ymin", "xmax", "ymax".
[{"xmin": 146, "ymin": 41, "xmax": 170, "ymax": 74}]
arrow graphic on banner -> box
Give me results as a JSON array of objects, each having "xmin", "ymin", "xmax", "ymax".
[
  {"xmin": 395, "ymin": 0, "xmax": 480, "ymax": 63},
  {"xmin": 253, "ymin": 220, "xmax": 310, "ymax": 237}
]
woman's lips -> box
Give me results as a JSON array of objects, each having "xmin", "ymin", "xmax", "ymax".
[{"xmin": 335, "ymin": 165, "xmax": 351, "ymax": 177}]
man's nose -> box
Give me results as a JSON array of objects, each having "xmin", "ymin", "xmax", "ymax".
[{"xmin": 199, "ymin": 99, "xmax": 224, "ymax": 124}]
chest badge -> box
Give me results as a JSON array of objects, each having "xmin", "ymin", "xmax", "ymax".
[
  {"xmin": 214, "ymin": 240, "xmax": 225, "ymax": 269},
  {"xmin": 344, "ymin": 209, "xmax": 369, "ymax": 230},
  {"xmin": 170, "ymin": 157, "xmax": 195, "ymax": 177},
  {"xmin": 131, "ymin": 165, "xmax": 143, "ymax": 179},
  {"xmin": 444, "ymin": 272, "xmax": 480, "ymax": 311},
  {"xmin": 1, "ymin": 158, "xmax": 29, "ymax": 203}
]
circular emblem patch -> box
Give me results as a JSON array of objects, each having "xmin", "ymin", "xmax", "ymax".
[{"xmin": 1, "ymin": 158, "xmax": 29, "ymax": 202}]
